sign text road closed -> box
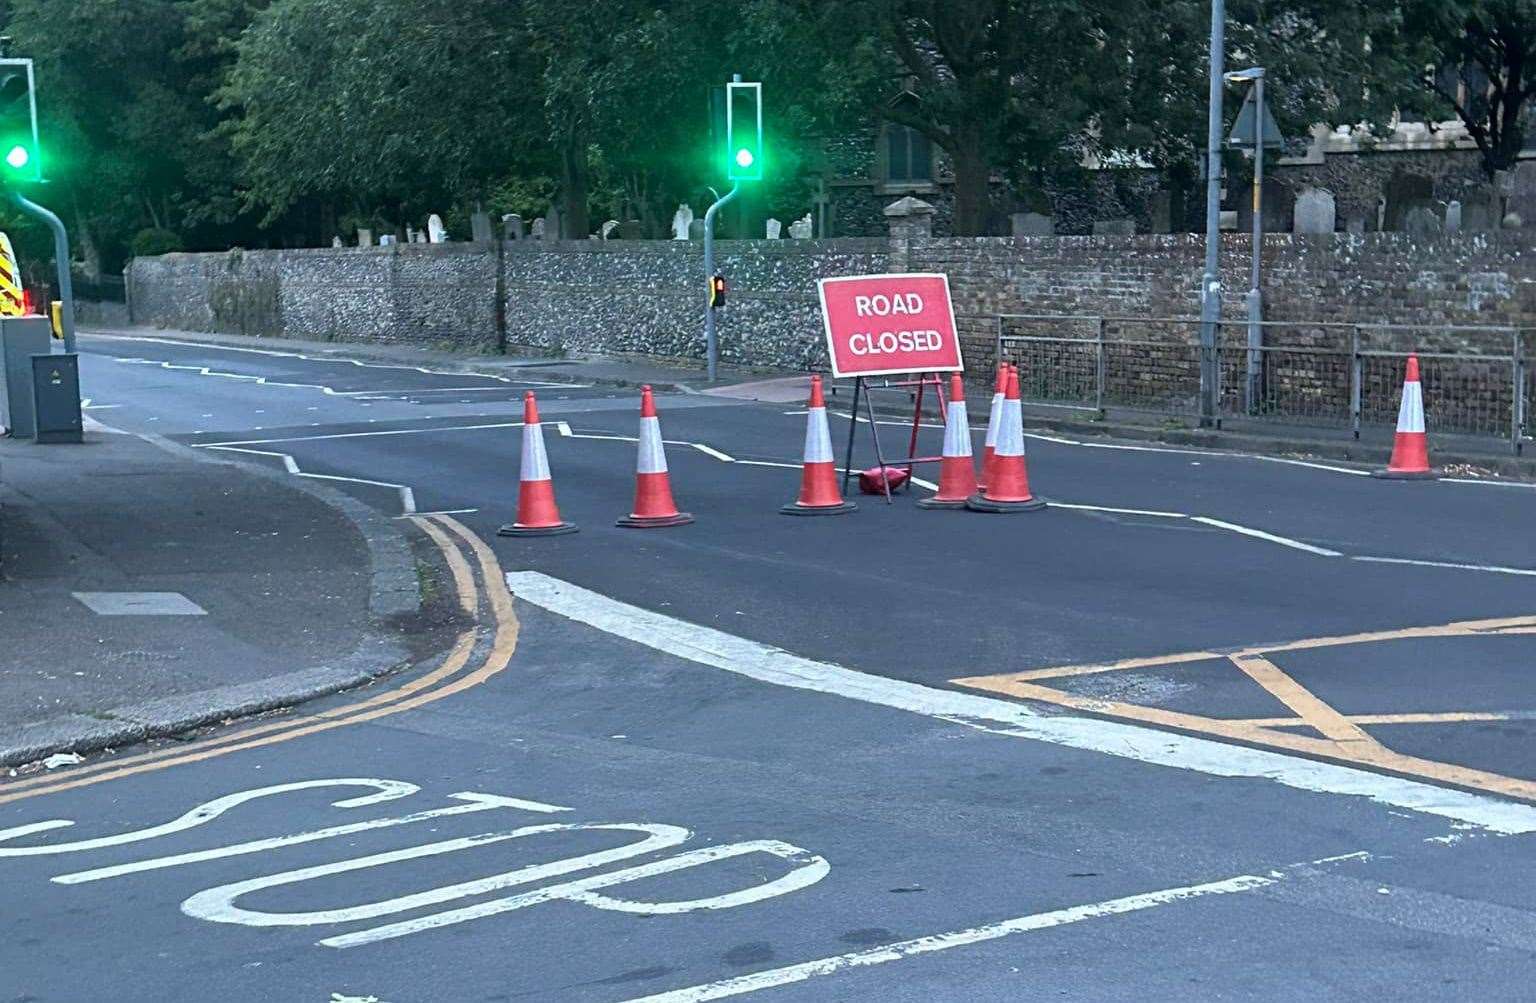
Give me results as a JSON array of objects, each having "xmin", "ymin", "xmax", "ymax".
[{"xmin": 817, "ymin": 273, "xmax": 962, "ymax": 378}]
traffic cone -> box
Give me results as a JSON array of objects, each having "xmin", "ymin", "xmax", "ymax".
[
  {"xmin": 967, "ymin": 367, "xmax": 1046, "ymax": 512},
  {"xmin": 1373, "ymin": 354, "xmax": 1437, "ymax": 479},
  {"xmin": 618, "ymin": 386, "xmax": 693, "ymax": 528},
  {"xmin": 918, "ymin": 373, "xmax": 979, "ymax": 509},
  {"xmin": 498, "ymin": 391, "xmax": 578, "ymax": 537},
  {"xmin": 781, "ymin": 375, "xmax": 857, "ymax": 516},
  {"xmin": 977, "ymin": 362, "xmax": 1009, "ymax": 490}
]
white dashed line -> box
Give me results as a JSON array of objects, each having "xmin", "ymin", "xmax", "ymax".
[{"xmin": 1189, "ymin": 516, "xmax": 1343, "ymax": 557}]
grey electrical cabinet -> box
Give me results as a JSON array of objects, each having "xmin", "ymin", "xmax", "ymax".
[
  {"xmin": 32, "ymin": 353, "xmax": 81, "ymax": 443},
  {"xmin": 0, "ymin": 316, "xmax": 51, "ymax": 437}
]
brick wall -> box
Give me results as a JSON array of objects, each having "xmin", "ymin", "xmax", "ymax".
[
  {"xmin": 127, "ymin": 238, "xmax": 889, "ymax": 371},
  {"xmin": 128, "ymin": 230, "xmax": 1536, "ymax": 394}
]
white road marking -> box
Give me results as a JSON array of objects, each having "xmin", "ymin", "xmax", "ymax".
[
  {"xmin": 396, "ymin": 508, "xmax": 479, "ymax": 518},
  {"xmin": 52, "ymin": 792, "xmax": 568, "ymax": 885},
  {"xmin": 321, "ymin": 838, "xmax": 829, "ymax": 949},
  {"xmin": 505, "ymin": 572, "xmax": 1536, "ymax": 834},
  {"xmin": 1351, "ymin": 555, "xmax": 1536, "ymax": 577},
  {"xmin": 1440, "ymin": 477, "xmax": 1536, "ymax": 490},
  {"xmin": 196, "ymin": 421, "xmax": 527, "ymax": 447},
  {"xmin": 690, "ymin": 443, "xmax": 736, "ymax": 462},
  {"xmin": 0, "ymin": 780, "xmax": 417, "ymax": 856},
  {"xmin": 202, "ymin": 445, "xmax": 417, "ymax": 515},
  {"xmin": 621, "ymin": 873, "xmax": 1272, "ymax": 1002},
  {"xmin": 1050, "ymin": 501, "xmax": 1188, "ymax": 519},
  {"xmin": 1189, "ymin": 516, "xmax": 1343, "ymax": 557}
]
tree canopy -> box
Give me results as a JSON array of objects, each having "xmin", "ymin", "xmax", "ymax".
[{"xmin": 0, "ymin": 0, "xmax": 1522, "ymax": 264}]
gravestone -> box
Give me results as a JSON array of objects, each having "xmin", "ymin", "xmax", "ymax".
[
  {"xmin": 357, "ymin": 228, "xmax": 373, "ymax": 247},
  {"xmin": 765, "ymin": 218, "xmax": 782, "ymax": 239},
  {"xmin": 1444, "ymin": 200, "xmax": 1462, "ymax": 233},
  {"xmin": 788, "ymin": 212, "xmax": 814, "ymax": 239},
  {"xmin": 1462, "ymin": 200, "xmax": 1497, "ymax": 232},
  {"xmin": 543, "ymin": 205, "xmax": 562, "ymax": 239},
  {"xmin": 426, "ymin": 214, "xmax": 447, "ymax": 243},
  {"xmin": 1504, "ymin": 212, "xmax": 1524, "ymax": 229},
  {"xmin": 618, "ymin": 219, "xmax": 642, "ymax": 240},
  {"xmin": 331, "ymin": 236, "xmax": 343, "ymax": 248},
  {"xmin": 600, "ymin": 219, "xmax": 620, "ymax": 240},
  {"xmin": 1010, "ymin": 212, "xmax": 1054, "ymax": 236},
  {"xmin": 1292, "ymin": 188, "xmax": 1336, "ymax": 234},
  {"xmin": 530, "ymin": 217, "xmax": 546, "ymax": 240},
  {"xmin": 688, "ymin": 219, "xmax": 706, "ymax": 241},
  {"xmin": 404, "ymin": 226, "xmax": 417, "ymax": 243},
  {"xmin": 470, "ymin": 211, "xmax": 494, "ymax": 243},
  {"xmin": 379, "ymin": 234, "xmax": 397, "ymax": 246},
  {"xmin": 1344, "ymin": 216, "xmax": 1367, "ymax": 235},
  {"xmin": 1403, "ymin": 205, "xmax": 1442, "ymax": 236},
  {"xmin": 502, "ymin": 214, "xmax": 524, "ymax": 240},
  {"xmin": 1092, "ymin": 218, "xmax": 1135, "ymax": 236},
  {"xmin": 670, "ymin": 204, "xmax": 694, "ymax": 240}
]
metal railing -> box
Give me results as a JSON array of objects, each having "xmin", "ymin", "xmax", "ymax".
[{"xmin": 997, "ymin": 314, "xmax": 1528, "ymax": 452}]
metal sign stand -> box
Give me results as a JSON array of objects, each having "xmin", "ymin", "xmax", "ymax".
[{"xmin": 839, "ymin": 371, "xmax": 949, "ymax": 504}]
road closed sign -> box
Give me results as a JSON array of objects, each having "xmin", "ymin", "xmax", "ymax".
[{"xmin": 817, "ymin": 273, "xmax": 962, "ymax": 378}]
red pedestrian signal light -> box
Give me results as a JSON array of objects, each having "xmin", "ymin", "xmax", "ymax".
[{"xmin": 709, "ymin": 273, "xmax": 727, "ymax": 308}]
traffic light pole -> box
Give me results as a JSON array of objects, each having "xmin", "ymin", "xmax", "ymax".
[
  {"xmin": 12, "ymin": 190, "xmax": 75, "ymax": 352},
  {"xmin": 702, "ymin": 182, "xmax": 740, "ymax": 382}
]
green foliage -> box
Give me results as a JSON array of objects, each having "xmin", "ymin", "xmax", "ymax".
[
  {"xmin": 131, "ymin": 226, "xmax": 184, "ymax": 256},
  {"xmin": 0, "ymin": 0, "xmax": 1512, "ymax": 258}
]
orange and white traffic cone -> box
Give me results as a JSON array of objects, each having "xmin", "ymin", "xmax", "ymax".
[
  {"xmin": 498, "ymin": 391, "xmax": 578, "ymax": 536},
  {"xmin": 967, "ymin": 367, "xmax": 1045, "ymax": 512},
  {"xmin": 618, "ymin": 386, "xmax": 693, "ymax": 528},
  {"xmin": 781, "ymin": 375, "xmax": 857, "ymax": 516},
  {"xmin": 977, "ymin": 362, "xmax": 1009, "ymax": 490},
  {"xmin": 918, "ymin": 373, "xmax": 979, "ymax": 509},
  {"xmin": 1373, "ymin": 354, "xmax": 1437, "ymax": 479}
]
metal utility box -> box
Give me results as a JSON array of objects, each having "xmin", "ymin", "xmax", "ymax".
[
  {"xmin": 0, "ymin": 315, "xmax": 51, "ymax": 437},
  {"xmin": 31, "ymin": 353, "xmax": 81, "ymax": 443}
]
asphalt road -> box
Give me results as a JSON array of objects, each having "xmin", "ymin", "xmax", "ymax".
[{"xmin": 4, "ymin": 330, "xmax": 1536, "ymax": 1001}]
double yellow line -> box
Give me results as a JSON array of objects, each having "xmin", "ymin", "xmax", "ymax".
[{"xmin": 0, "ymin": 515, "xmax": 516, "ymax": 807}]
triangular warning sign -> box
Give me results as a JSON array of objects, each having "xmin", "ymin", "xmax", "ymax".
[{"xmin": 1228, "ymin": 88, "xmax": 1284, "ymax": 149}]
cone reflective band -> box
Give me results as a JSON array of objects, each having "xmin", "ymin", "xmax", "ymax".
[
  {"xmin": 781, "ymin": 375, "xmax": 856, "ymax": 516},
  {"xmin": 498, "ymin": 392, "xmax": 578, "ymax": 537},
  {"xmin": 978, "ymin": 362, "xmax": 1008, "ymax": 490},
  {"xmin": 618, "ymin": 386, "xmax": 693, "ymax": 528},
  {"xmin": 967, "ymin": 367, "xmax": 1045, "ymax": 512},
  {"xmin": 918, "ymin": 373, "xmax": 978, "ymax": 509},
  {"xmin": 1373, "ymin": 354, "xmax": 1436, "ymax": 480}
]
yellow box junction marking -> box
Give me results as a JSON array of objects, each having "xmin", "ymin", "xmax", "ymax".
[{"xmin": 954, "ymin": 613, "xmax": 1536, "ymax": 802}]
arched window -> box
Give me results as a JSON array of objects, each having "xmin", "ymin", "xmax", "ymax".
[{"xmin": 886, "ymin": 124, "xmax": 932, "ymax": 183}]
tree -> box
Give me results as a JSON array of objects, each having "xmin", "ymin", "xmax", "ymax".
[{"xmin": 1396, "ymin": 0, "xmax": 1536, "ymax": 178}]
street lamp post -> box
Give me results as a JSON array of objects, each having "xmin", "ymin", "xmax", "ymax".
[
  {"xmin": 1226, "ymin": 66, "xmax": 1266, "ymax": 415},
  {"xmin": 1197, "ymin": 0, "xmax": 1226, "ymax": 427}
]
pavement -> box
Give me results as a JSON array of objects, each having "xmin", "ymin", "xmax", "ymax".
[
  {"xmin": 2, "ymin": 326, "xmax": 1536, "ymax": 1000},
  {"xmin": 0, "ymin": 411, "xmax": 432, "ymax": 768}
]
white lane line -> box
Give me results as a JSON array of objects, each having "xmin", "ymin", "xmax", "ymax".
[
  {"xmin": 88, "ymin": 332, "xmax": 586, "ymax": 387},
  {"xmin": 397, "ymin": 508, "xmax": 479, "ymax": 519},
  {"xmin": 1050, "ymin": 501, "xmax": 1188, "ymax": 519},
  {"xmin": 621, "ymin": 874, "xmax": 1273, "ymax": 1002},
  {"xmin": 1440, "ymin": 477, "xmax": 1536, "ymax": 490},
  {"xmin": 202, "ymin": 446, "xmax": 416, "ymax": 515},
  {"xmin": 1352, "ymin": 555, "xmax": 1536, "ymax": 577},
  {"xmin": 195, "ymin": 421, "xmax": 527, "ymax": 447},
  {"xmin": 505, "ymin": 571, "xmax": 1536, "ymax": 834},
  {"xmin": 1189, "ymin": 516, "xmax": 1343, "ymax": 557},
  {"xmin": 690, "ymin": 443, "xmax": 736, "ymax": 462}
]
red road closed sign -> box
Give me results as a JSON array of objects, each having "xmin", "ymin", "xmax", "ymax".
[{"xmin": 817, "ymin": 273, "xmax": 962, "ymax": 378}]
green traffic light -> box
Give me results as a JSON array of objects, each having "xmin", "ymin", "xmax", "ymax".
[
  {"xmin": 5, "ymin": 144, "xmax": 28, "ymax": 170},
  {"xmin": 734, "ymin": 148, "xmax": 754, "ymax": 169}
]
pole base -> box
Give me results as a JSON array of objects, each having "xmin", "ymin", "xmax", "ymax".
[
  {"xmin": 780, "ymin": 500, "xmax": 857, "ymax": 516},
  {"xmin": 498, "ymin": 522, "xmax": 579, "ymax": 537},
  {"xmin": 1370, "ymin": 469, "xmax": 1439, "ymax": 480},
  {"xmin": 916, "ymin": 495, "xmax": 969, "ymax": 510},
  {"xmin": 616, "ymin": 512, "xmax": 694, "ymax": 528},
  {"xmin": 965, "ymin": 494, "xmax": 1047, "ymax": 513}
]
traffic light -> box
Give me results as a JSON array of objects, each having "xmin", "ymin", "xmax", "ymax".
[
  {"xmin": 0, "ymin": 59, "xmax": 39, "ymax": 184},
  {"xmin": 725, "ymin": 81, "xmax": 762, "ymax": 181},
  {"xmin": 709, "ymin": 273, "xmax": 727, "ymax": 309}
]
